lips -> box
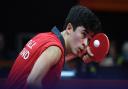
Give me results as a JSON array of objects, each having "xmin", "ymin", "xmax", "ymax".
[{"xmin": 77, "ymin": 48, "xmax": 84, "ymax": 57}]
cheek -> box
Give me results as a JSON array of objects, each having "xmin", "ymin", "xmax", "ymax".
[
  {"xmin": 71, "ymin": 34, "xmax": 82, "ymax": 47},
  {"xmin": 73, "ymin": 34, "xmax": 82, "ymax": 44}
]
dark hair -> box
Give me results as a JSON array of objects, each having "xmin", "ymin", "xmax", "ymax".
[{"xmin": 63, "ymin": 5, "xmax": 102, "ymax": 33}]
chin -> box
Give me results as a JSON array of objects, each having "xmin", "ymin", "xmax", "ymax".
[
  {"xmin": 72, "ymin": 50, "xmax": 77, "ymax": 56},
  {"xmin": 74, "ymin": 50, "xmax": 80, "ymax": 57}
]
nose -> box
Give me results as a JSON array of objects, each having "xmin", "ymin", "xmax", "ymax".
[
  {"xmin": 79, "ymin": 44, "xmax": 85, "ymax": 50},
  {"xmin": 83, "ymin": 38, "xmax": 89, "ymax": 46},
  {"xmin": 80, "ymin": 38, "xmax": 89, "ymax": 50}
]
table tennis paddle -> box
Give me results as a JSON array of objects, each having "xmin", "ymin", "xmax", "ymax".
[{"xmin": 86, "ymin": 33, "xmax": 110, "ymax": 63}]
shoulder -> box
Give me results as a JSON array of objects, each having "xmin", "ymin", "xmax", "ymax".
[
  {"xmin": 39, "ymin": 46, "xmax": 62, "ymax": 66},
  {"xmin": 46, "ymin": 46, "xmax": 62, "ymax": 57}
]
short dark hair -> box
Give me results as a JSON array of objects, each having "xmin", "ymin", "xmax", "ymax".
[{"xmin": 63, "ymin": 5, "xmax": 102, "ymax": 33}]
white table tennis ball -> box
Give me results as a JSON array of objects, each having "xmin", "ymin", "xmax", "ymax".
[{"xmin": 94, "ymin": 40, "xmax": 100, "ymax": 47}]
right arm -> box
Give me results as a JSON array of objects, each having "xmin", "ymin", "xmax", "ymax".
[{"xmin": 27, "ymin": 46, "xmax": 62, "ymax": 89}]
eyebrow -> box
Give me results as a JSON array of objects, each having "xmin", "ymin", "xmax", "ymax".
[{"xmin": 83, "ymin": 29, "xmax": 89, "ymax": 34}]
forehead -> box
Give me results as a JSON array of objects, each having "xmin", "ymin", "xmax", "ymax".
[
  {"xmin": 75, "ymin": 26, "xmax": 95, "ymax": 38},
  {"xmin": 75, "ymin": 26, "xmax": 94, "ymax": 34}
]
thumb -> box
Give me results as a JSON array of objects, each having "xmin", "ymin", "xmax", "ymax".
[{"xmin": 86, "ymin": 46, "xmax": 94, "ymax": 57}]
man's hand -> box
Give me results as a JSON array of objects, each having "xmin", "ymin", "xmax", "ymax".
[{"xmin": 82, "ymin": 46, "xmax": 94, "ymax": 63}]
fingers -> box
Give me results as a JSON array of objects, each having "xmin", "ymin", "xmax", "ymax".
[
  {"xmin": 86, "ymin": 46, "xmax": 94, "ymax": 57},
  {"xmin": 82, "ymin": 46, "xmax": 94, "ymax": 63},
  {"xmin": 82, "ymin": 55, "xmax": 92, "ymax": 63}
]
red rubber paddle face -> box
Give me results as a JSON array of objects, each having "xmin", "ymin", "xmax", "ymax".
[{"xmin": 89, "ymin": 33, "xmax": 110, "ymax": 62}]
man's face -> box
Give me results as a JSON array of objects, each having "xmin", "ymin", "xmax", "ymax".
[{"xmin": 68, "ymin": 26, "xmax": 93, "ymax": 56}]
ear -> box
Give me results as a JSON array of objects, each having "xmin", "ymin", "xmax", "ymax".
[{"xmin": 65, "ymin": 23, "xmax": 73, "ymax": 34}]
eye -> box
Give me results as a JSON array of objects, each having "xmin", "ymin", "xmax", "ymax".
[
  {"xmin": 81, "ymin": 32, "xmax": 85, "ymax": 38},
  {"xmin": 81, "ymin": 30, "xmax": 87, "ymax": 38}
]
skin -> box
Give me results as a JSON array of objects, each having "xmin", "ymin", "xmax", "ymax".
[
  {"xmin": 63, "ymin": 23, "xmax": 94, "ymax": 61},
  {"xmin": 27, "ymin": 23, "xmax": 94, "ymax": 89}
]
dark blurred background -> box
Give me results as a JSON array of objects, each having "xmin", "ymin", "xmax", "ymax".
[{"xmin": 1, "ymin": 0, "xmax": 128, "ymax": 88}]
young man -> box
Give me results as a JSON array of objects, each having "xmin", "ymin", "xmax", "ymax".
[{"xmin": 5, "ymin": 5, "xmax": 101, "ymax": 89}]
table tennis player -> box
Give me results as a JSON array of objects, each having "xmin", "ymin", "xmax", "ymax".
[{"xmin": 5, "ymin": 5, "xmax": 105, "ymax": 89}]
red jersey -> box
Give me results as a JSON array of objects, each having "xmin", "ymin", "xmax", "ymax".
[{"xmin": 5, "ymin": 32, "xmax": 65, "ymax": 89}]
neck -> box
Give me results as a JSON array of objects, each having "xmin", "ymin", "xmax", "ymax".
[{"xmin": 61, "ymin": 31, "xmax": 72, "ymax": 56}]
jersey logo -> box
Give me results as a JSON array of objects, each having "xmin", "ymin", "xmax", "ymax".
[
  {"xmin": 20, "ymin": 48, "xmax": 30, "ymax": 60},
  {"xmin": 20, "ymin": 40, "xmax": 36, "ymax": 60},
  {"xmin": 27, "ymin": 40, "xmax": 36, "ymax": 49}
]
